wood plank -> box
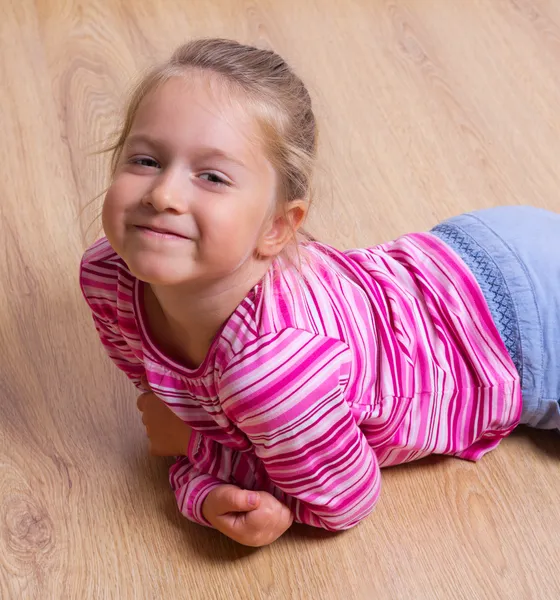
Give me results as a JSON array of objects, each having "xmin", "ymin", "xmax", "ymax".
[{"xmin": 1, "ymin": 1, "xmax": 559, "ymax": 597}]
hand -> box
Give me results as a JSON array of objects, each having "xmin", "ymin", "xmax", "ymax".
[
  {"xmin": 202, "ymin": 484, "xmax": 294, "ymax": 547},
  {"xmin": 137, "ymin": 376, "xmax": 192, "ymax": 456}
]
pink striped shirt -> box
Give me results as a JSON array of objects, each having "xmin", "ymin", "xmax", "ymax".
[{"xmin": 80, "ymin": 233, "xmax": 522, "ymax": 531}]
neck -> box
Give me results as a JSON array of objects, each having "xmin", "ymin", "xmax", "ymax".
[{"xmin": 146, "ymin": 259, "xmax": 271, "ymax": 366}]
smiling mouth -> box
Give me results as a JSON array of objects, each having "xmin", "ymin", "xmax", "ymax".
[{"xmin": 135, "ymin": 225, "xmax": 191, "ymax": 240}]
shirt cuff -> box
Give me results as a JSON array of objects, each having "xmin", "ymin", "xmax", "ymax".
[
  {"xmin": 170, "ymin": 431, "xmax": 223, "ymax": 527},
  {"xmin": 174, "ymin": 472, "xmax": 223, "ymax": 527}
]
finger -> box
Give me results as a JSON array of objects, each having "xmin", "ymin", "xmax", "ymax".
[
  {"xmin": 138, "ymin": 391, "xmax": 156, "ymax": 409},
  {"xmin": 140, "ymin": 374, "xmax": 150, "ymax": 389},
  {"xmin": 216, "ymin": 488, "xmax": 260, "ymax": 515},
  {"xmin": 210, "ymin": 513, "xmax": 252, "ymax": 545},
  {"xmin": 137, "ymin": 392, "xmax": 149, "ymax": 411},
  {"xmin": 148, "ymin": 441, "xmax": 163, "ymax": 456},
  {"xmin": 280, "ymin": 503, "xmax": 294, "ymax": 527}
]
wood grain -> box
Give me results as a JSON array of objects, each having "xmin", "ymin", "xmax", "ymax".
[{"xmin": 1, "ymin": 0, "xmax": 559, "ymax": 598}]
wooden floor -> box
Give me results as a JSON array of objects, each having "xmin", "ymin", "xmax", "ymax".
[{"xmin": 1, "ymin": 0, "xmax": 559, "ymax": 598}]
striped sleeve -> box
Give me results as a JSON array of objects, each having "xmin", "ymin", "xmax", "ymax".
[
  {"xmin": 80, "ymin": 253, "xmax": 143, "ymax": 386},
  {"xmin": 86, "ymin": 304, "xmax": 225, "ymax": 525},
  {"xmin": 80, "ymin": 254, "xmax": 223, "ymax": 527},
  {"xmin": 88, "ymin": 312, "xmax": 146, "ymax": 386},
  {"xmin": 169, "ymin": 441, "xmax": 224, "ymax": 527},
  {"xmin": 219, "ymin": 329, "xmax": 381, "ymax": 531}
]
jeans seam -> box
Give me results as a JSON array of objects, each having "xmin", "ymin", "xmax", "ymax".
[
  {"xmin": 432, "ymin": 218, "xmax": 524, "ymax": 376},
  {"xmin": 466, "ymin": 213, "xmax": 545, "ymax": 399}
]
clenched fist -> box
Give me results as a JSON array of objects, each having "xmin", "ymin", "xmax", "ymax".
[
  {"xmin": 137, "ymin": 376, "xmax": 192, "ymax": 456},
  {"xmin": 202, "ymin": 484, "xmax": 294, "ymax": 547}
]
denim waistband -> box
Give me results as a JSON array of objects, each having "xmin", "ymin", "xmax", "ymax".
[{"xmin": 431, "ymin": 223, "xmax": 523, "ymax": 379}]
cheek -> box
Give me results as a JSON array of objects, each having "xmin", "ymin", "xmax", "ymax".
[
  {"xmin": 101, "ymin": 187, "xmax": 126, "ymax": 242},
  {"xmin": 101, "ymin": 190, "xmax": 115, "ymax": 225},
  {"xmin": 203, "ymin": 201, "xmax": 263, "ymax": 246},
  {"xmin": 103, "ymin": 175, "xmax": 139, "ymax": 213}
]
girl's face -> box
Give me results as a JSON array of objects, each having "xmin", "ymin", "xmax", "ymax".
[{"xmin": 102, "ymin": 74, "xmax": 278, "ymax": 287}]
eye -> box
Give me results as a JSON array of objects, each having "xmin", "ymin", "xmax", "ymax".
[
  {"xmin": 199, "ymin": 172, "xmax": 230, "ymax": 186},
  {"xmin": 130, "ymin": 156, "xmax": 160, "ymax": 169}
]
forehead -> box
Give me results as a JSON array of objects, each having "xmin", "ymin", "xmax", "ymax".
[{"xmin": 130, "ymin": 74, "xmax": 263, "ymax": 160}]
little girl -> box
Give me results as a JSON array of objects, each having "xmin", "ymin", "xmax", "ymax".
[{"xmin": 80, "ymin": 38, "xmax": 560, "ymax": 547}]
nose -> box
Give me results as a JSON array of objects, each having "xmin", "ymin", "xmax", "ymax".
[{"xmin": 142, "ymin": 168, "xmax": 190, "ymax": 214}]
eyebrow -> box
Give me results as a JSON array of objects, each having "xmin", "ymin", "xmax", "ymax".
[{"xmin": 125, "ymin": 134, "xmax": 248, "ymax": 169}]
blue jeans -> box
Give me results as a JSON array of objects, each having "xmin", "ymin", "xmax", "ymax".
[{"xmin": 432, "ymin": 206, "xmax": 560, "ymax": 431}]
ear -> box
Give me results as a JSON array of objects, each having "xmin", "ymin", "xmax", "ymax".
[{"xmin": 256, "ymin": 200, "xmax": 308, "ymax": 258}]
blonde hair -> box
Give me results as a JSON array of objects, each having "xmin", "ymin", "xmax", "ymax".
[{"xmin": 109, "ymin": 38, "xmax": 318, "ymax": 220}]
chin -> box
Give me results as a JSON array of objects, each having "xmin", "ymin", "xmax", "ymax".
[{"xmin": 125, "ymin": 255, "xmax": 195, "ymax": 287}]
